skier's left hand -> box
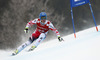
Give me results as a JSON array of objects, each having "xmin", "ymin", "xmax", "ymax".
[{"xmin": 58, "ymin": 36, "xmax": 64, "ymax": 42}]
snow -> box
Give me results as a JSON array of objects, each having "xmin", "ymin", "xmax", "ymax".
[{"xmin": 0, "ymin": 26, "xmax": 100, "ymax": 60}]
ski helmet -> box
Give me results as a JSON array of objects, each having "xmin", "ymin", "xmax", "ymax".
[{"xmin": 39, "ymin": 12, "xmax": 47, "ymax": 20}]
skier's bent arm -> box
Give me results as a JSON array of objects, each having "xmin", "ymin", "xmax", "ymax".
[
  {"xmin": 24, "ymin": 19, "xmax": 38, "ymax": 33},
  {"xmin": 48, "ymin": 22, "xmax": 64, "ymax": 42},
  {"xmin": 26, "ymin": 19, "xmax": 38, "ymax": 28},
  {"xmin": 48, "ymin": 22, "xmax": 60, "ymax": 37},
  {"xmin": 51, "ymin": 28, "xmax": 60, "ymax": 37}
]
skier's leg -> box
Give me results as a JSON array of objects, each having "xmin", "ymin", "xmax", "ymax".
[
  {"xmin": 33, "ymin": 33, "xmax": 46, "ymax": 47},
  {"xmin": 12, "ymin": 37, "xmax": 34, "ymax": 55},
  {"xmin": 29, "ymin": 33, "xmax": 46, "ymax": 51},
  {"xmin": 17, "ymin": 38, "xmax": 33, "ymax": 52}
]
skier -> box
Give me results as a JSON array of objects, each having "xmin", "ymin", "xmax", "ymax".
[{"xmin": 12, "ymin": 12, "xmax": 63, "ymax": 55}]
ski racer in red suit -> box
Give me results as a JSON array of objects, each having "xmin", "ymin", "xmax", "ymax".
[{"xmin": 12, "ymin": 12, "xmax": 63, "ymax": 55}]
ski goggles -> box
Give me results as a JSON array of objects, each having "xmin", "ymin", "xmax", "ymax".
[{"xmin": 41, "ymin": 16, "xmax": 46, "ymax": 20}]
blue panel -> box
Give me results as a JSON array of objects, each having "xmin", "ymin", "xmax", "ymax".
[{"xmin": 70, "ymin": 0, "xmax": 89, "ymax": 7}]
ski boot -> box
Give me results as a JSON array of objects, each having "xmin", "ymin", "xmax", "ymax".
[
  {"xmin": 12, "ymin": 49, "xmax": 19, "ymax": 56},
  {"xmin": 28, "ymin": 46, "xmax": 36, "ymax": 52}
]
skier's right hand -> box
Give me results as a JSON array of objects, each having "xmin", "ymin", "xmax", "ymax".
[{"xmin": 24, "ymin": 27, "xmax": 29, "ymax": 33}]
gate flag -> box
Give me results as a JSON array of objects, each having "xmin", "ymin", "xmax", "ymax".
[
  {"xmin": 70, "ymin": 0, "xmax": 98, "ymax": 38},
  {"xmin": 70, "ymin": 0, "xmax": 89, "ymax": 7}
]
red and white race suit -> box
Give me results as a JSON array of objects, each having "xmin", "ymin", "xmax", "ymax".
[{"xmin": 26, "ymin": 18, "xmax": 60, "ymax": 39}]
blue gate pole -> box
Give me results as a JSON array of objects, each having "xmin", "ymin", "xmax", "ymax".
[
  {"xmin": 71, "ymin": 7, "xmax": 76, "ymax": 38},
  {"xmin": 89, "ymin": 1, "xmax": 98, "ymax": 31}
]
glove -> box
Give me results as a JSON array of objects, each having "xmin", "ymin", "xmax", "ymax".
[
  {"xmin": 58, "ymin": 36, "xmax": 64, "ymax": 42},
  {"xmin": 24, "ymin": 27, "xmax": 29, "ymax": 33}
]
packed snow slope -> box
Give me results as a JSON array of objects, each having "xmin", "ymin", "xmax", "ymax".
[{"xmin": 1, "ymin": 26, "xmax": 100, "ymax": 60}]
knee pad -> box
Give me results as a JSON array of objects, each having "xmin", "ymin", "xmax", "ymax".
[{"xmin": 39, "ymin": 33, "xmax": 46, "ymax": 40}]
